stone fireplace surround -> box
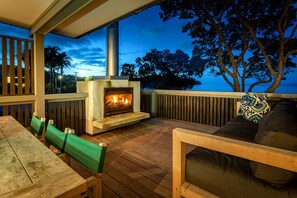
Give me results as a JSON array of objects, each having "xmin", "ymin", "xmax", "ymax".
[{"xmin": 77, "ymin": 76, "xmax": 149, "ymax": 135}]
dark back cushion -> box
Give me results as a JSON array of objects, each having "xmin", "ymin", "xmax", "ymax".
[
  {"xmin": 250, "ymin": 99, "xmax": 297, "ymax": 188},
  {"xmin": 213, "ymin": 115, "xmax": 258, "ymax": 142}
]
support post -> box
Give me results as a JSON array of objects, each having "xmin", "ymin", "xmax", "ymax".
[{"xmin": 33, "ymin": 33, "xmax": 45, "ymax": 117}]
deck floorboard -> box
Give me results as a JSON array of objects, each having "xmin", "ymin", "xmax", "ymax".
[{"xmin": 81, "ymin": 117, "xmax": 218, "ymax": 198}]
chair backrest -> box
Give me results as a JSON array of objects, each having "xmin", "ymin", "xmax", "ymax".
[
  {"xmin": 45, "ymin": 120, "xmax": 68, "ymax": 152},
  {"xmin": 30, "ymin": 113, "xmax": 46, "ymax": 136},
  {"xmin": 64, "ymin": 133, "xmax": 107, "ymax": 173}
]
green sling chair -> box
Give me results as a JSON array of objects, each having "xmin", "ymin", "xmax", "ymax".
[
  {"xmin": 64, "ymin": 133, "xmax": 107, "ymax": 198},
  {"xmin": 45, "ymin": 120, "xmax": 69, "ymax": 157},
  {"xmin": 30, "ymin": 112, "xmax": 46, "ymax": 138}
]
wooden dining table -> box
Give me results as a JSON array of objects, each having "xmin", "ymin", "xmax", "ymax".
[{"xmin": 0, "ymin": 116, "xmax": 87, "ymax": 198}]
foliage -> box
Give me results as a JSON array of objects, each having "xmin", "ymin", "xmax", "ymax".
[
  {"xmin": 44, "ymin": 46, "xmax": 72, "ymax": 93},
  {"xmin": 121, "ymin": 64, "xmax": 137, "ymax": 78},
  {"xmin": 160, "ymin": 0, "xmax": 297, "ymax": 92},
  {"xmin": 121, "ymin": 48, "xmax": 202, "ymax": 90},
  {"xmin": 84, "ymin": 76, "xmax": 94, "ymax": 81},
  {"xmin": 61, "ymin": 74, "xmax": 77, "ymax": 93}
]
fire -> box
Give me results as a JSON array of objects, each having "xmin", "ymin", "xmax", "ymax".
[
  {"xmin": 112, "ymin": 95, "xmax": 118, "ymax": 103},
  {"xmin": 111, "ymin": 95, "xmax": 130, "ymax": 105}
]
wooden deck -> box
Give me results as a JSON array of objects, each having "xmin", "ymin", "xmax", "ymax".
[{"xmin": 81, "ymin": 117, "xmax": 218, "ymax": 198}]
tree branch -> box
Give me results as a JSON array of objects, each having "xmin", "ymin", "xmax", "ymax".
[
  {"xmin": 219, "ymin": 66, "xmax": 234, "ymax": 88},
  {"xmin": 217, "ymin": 36, "xmax": 234, "ymax": 77},
  {"xmin": 236, "ymin": 27, "xmax": 248, "ymax": 64},
  {"xmin": 230, "ymin": 0, "xmax": 277, "ymax": 79},
  {"xmin": 276, "ymin": 0, "xmax": 292, "ymax": 76},
  {"xmin": 284, "ymin": 49, "xmax": 297, "ymax": 64},
  {"xmin": 203, "ymin": 7, "xmax": 236, "ymax": 68},
  {"xmin": 248, "ymin": 76, "xmax": 272, "ymax": 92},
  {"xmin": 277, "ymin": 0, "xmax": 291, "ymax": 66},
  {"xmin": 214, "ymin": 58, "xmax": 234, "ymax": 88}
]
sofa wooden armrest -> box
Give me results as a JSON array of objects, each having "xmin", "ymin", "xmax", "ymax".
[{"xmin": 172, "ymin": 128, "xmax": 297, "ymax": 198}]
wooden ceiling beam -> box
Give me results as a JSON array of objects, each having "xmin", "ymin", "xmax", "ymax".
[{"xmin": 29, "ymin": 0, "xmax": 92, "ymax": 36}]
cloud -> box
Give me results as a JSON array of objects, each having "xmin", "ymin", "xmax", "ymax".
[
  {"xmin": 119, "ymin": 49, "xmax": 148, "ymax": 56},
  {"xmin": 68, "ymin": 63, "xmax": 106, "ymax": 77},
  {"xmin": 67, "ymin": 47, "xmax": 104, "ymax": 58}
]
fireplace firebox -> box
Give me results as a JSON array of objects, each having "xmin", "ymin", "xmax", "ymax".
[{"xmin": 104, "ymin": 87, "xmax": 133, "ymax": 117}]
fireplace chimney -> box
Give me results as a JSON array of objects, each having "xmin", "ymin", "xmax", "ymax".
[{"xmin": 106, "ymin": 22, "xmax": 119, "ymax": 76}]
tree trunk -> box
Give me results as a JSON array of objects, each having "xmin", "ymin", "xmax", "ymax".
[
  {"xmin": 233, "ymin": 78, "xmax": 241, "ymax": 92},
  {"xmin": 60, "ymin": 67, "xmax": 63, "ymax": 93},
  {"xmin": 49, "ymin": 68, "xmax": 52, "ymax": 94}
]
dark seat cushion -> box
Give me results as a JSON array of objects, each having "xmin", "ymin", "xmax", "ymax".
[
  {"xmin": 213, "ymin": 115, "xmax": 258, "ymax": 142},
  {"xmin": 250, "ymin": 99, "xmax": 297, "ymax": 188},
  {"xmin": 186, "ymin": 147, "xmax": 297, "ymax": 198}
]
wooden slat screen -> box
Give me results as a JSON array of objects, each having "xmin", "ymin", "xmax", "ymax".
[
  {"xmin": 46, "ymin": 100, "xmax": 86, "ymax": 135},
  {"xmin": 154, "ymin": 94, "xmax": 238, "ymax": 127},
  {"xmin": 0, "ymin": 103, "xmax": 34, "ymax": 127},
  {"xmin": 141, "ymin": 92, "xmax": 152, "ymax": 113},
  {"xmin": 1, "ymin": 35, "xmax": 34, "ymax": 96}
]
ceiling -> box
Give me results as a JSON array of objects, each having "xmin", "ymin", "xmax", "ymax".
[{"xmin": 0, "ymin": 0, "xmax": 159, "ymax": 38}]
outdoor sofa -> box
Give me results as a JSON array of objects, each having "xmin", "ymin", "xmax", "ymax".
[{"xmin": 172, "ymin": 97, "xmax": 297, "ymax": 198}]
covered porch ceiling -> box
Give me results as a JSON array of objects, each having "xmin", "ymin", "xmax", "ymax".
[{"xmin": 0, "ymin": 0, "xmax": 159, "ymax": 38}]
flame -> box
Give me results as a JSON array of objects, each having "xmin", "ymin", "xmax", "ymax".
[
  {"xmin": 110, "ymin": 95, "xmax": 131, "ymax": 105},
  {"xmin": 112, "ymin": 95, "xmax": 118, "ymax": 103}
]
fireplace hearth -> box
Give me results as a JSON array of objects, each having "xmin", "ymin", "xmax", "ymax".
[{"xmin": 104, "ymin": 87, "xmax": 133, "ymax": 117}]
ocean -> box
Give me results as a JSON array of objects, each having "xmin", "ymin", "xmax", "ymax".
[{"xmin": 191, "ymin": 83, "xmax": 297, "ymax": 94}]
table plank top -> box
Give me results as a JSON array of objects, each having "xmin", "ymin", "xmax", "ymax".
[
  {"xmin": 0, "ymin": 131, "xmax": 32, "ymax": 195},
  {"xmin": 0, "ymin": 116, "xmax": 87, "ymax": 197}
]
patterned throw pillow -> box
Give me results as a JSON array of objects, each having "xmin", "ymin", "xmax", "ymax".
[{"xmin": 238, "ymin": 93, "xmax": 271, "ymax": 124}]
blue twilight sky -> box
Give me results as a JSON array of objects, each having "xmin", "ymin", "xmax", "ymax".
[
  {"xmin": 0, "ymin": 5, "xmax": 193, "ymax": 76},
  {"xmin": 0, "ymin": 5, "xmax": 296, "ymax": 93}
]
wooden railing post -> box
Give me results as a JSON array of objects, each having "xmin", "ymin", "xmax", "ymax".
[
  {"xmin": 33, "ymin": 33, "xmax": 45, "ymax": 117},
  {"xmin": 151, "ymin": 91, "xmax": 158, "ymax": 117}
]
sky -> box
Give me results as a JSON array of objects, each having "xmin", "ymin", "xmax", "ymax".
[
  {"xmin": 0, "ymin": 4, "xmax": 296, "ymax": 93},
  {"xmin": 0, "ymin": 5, "xmax": 193, "ymax": 77}
]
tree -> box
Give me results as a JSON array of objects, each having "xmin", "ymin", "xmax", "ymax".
[
  {"xmin": 56, "ymin": 52, "xmax": 71, "ymax": 92},
  {"xmin": 160, "ymin": 0, "xmax": 297, "ymax": 92},
  {"xmin": 134, "ymin": 48, "xmax": 202, "ymax": 90},
  {"xmin": 121, "ymin": 64, "xmax": 137, "ymax": 78},
  {"xmin": 44, "ymin": 46, "xmax": 72, "ymax": 93},
  {"xmin": 61, "ymin": 74, "xmax": 76, "ymax": 93}
]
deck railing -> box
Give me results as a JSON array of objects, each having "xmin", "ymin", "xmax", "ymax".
[
  {"xmin": 45, "ymin": 94, "xmax": 87, "ymax": 135},
  {"xmin": 0, "ymin": 93, "xmax": 87, "ymax": 134},
  {"xmin": 1, "ymin": 35, "xmax": 88, "ymax": 134},
  {"xmin": 141, "ymin": 90, "xmax": 297, "ymax": 127},
  {"xmin": 0, "ymin": 35, "xmax": 34, "ymax": 96}
]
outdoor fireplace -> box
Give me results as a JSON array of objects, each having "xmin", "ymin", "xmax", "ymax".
[
  {"xmin": 77, "ymin": 77, "xmax": 150, "ymax": 135},
  {"xmin": 104, "ymin": 87, "xmax": 133, "ymax": 117}
]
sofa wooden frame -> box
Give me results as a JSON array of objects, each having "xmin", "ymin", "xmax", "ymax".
[{"xmin": 172, "ymin": 128, "xmax": 297, "ymax": 198}]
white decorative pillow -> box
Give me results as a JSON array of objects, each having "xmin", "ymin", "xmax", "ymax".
[{"xmin": 238, "ymin": 93, "xmax": 271, "ymax": 124}]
